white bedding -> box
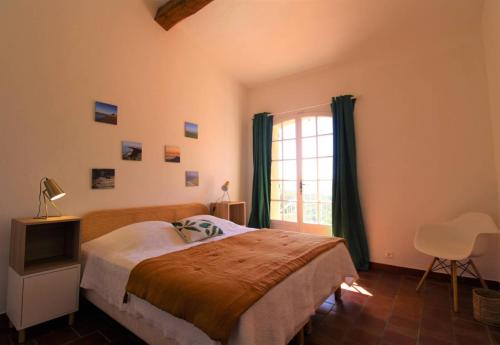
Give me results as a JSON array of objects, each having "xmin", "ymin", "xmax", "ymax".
[{"xmin": 80, "ymin": 215, "xmax": 358, "ymax": 345}]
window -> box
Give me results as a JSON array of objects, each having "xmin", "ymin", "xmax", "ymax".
[
  {"xmin": 270, "ymin": 119, "xmax": 297, "ymax": 222},
  {"xmin": 270, "ymin": 115, "xmax": 333, "ymax": 232},
  {"xmin": 300, "ymin": 116, "xmax": 333, "ymax": 225}
]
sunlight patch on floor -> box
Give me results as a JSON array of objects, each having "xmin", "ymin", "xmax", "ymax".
[{"xmin": 341, "ymin": 282, "xmax": 373, "ymax": 296}]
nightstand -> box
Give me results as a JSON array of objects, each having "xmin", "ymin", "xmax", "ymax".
[
  {"xmin": 6, "ymin": 216, "xmax": 81, "ymax": 343},
  {"xmin": 212, "ymin": 201, "xmax": 246, "ymax": 226}
]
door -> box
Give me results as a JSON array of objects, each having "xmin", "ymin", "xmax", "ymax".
[{"xmin": 270, "ymin": 114, "xmax": 333, "ymax": 235}]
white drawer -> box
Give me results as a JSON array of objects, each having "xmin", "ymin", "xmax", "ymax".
[{"xmin": 21, "ymin": 265, "xmax": 80, "ymax": 328}]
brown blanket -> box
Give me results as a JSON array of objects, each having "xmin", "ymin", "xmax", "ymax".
[{"xmin": 125, "ymin": 229, "xmax": 344, "ymax": 343}]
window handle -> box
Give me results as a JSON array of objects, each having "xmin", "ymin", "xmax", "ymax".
[{"xmin": 300, "ymin": 180, "xmax": 303, "ymax": 194}]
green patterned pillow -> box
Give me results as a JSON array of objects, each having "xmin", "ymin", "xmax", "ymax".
[{"xmin": 172, "ymin": 219, "xmax": 224, "ymax": 243}]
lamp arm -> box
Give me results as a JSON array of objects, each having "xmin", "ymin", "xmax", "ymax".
[
  {"xmin": 44, "ymin": 192, "xmax": 49, "ymax": 218},
  {"xmin": 36, "ymin": 177, "xmax": 47, "ymax": 218}
]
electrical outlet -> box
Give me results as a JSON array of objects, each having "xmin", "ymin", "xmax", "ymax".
[{"xmin": 384, "ymin": 251, "xmax": 394, "ymax": 258}]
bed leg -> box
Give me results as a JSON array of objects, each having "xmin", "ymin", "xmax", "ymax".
[
  {"xmin": 334, "ymin": 286, "xmax": 342, "ymax": 300},
  {"xmin": 18, "ymin": 329, "xmax": 25, "ymax": 344},
  {"xmin": 68, "ymin": 313, "xmax": 75, "ymax": 326},
  {"xmin": 305, "ymin": 319, "xmax": 313, "ymax": 335}
]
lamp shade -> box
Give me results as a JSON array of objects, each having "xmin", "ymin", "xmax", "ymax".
[
  {"xmin": 44, "ymin": 178, "xmax": 66, "ymax": 200},
  {"xmin": 221, "ymin": 181, "xmax": 229, "ymax": 192}
]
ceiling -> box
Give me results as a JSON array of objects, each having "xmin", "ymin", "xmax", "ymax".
[{"xmin": 150, "ymin": 0, "xmax": 483, "ymax": 87}]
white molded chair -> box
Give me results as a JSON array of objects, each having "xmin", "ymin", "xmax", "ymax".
[{"xmin": 414, "ymin": 212, "xmax": 499, "ymax": 312}]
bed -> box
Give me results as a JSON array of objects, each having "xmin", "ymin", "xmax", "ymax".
[{"xmin": 79, "ymin": 203, "xmax": 358, "ymax": 345}]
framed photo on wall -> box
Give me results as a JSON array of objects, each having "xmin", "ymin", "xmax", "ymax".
[
  {"xmin": 95, "ymin": 101, "xmax": 118, "ymax": 125},
  {"xmin": 122, "ymin": 141, "xmax": 142, "ymax": 161},
  {"xmin": 165, "ymin": 145, "xmax": 180, "ymax": 163},
  {"xmin": 92, "ymin": 169, "xmax": 115, "ymax": 189},
  {"xmin": 185, "ymin": 171, "xmax": 199, "ymax": 187},
  {"xmin": 184, "ymin": 122, "xmax": 198, "ymax": 139}
]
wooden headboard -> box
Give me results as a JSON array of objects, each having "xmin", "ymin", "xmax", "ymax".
[{"xmin": 81, "ymin": 203, "xmax": 209, "ymax": 243}]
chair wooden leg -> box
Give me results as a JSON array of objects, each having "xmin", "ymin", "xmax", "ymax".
[
  {"xmin": 451, "ymin": 260, "xmax": 458, "ymax": 312},
  {"xmin": 416, "ymin": 257, "xmax": 437, "ymax": 292},
  {"xmin": 469, "ymin": 259, "xmax": 488, "ymax": 289}
]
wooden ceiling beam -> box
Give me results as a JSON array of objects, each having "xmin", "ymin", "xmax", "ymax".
[{"xmin": 155, "ymin": 0, "xmax": 215, "ymax": 31}]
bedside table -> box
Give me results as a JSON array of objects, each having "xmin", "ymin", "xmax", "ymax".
[
  {"xmin": 212, "ymin": 201, "xmax": 246, "ymax": 226},
  {"xmin": 6, "ymin": 216, "xmax": 81, "ymax": 343}
]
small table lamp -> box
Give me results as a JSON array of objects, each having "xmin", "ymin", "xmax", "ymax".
[
  {"xmin": 221, "ymin": 181, "xmax": 230, "ymax": 201},
  {"xmin": 36, "ymin": 177, "xmax": 66, "ymax": 218}
]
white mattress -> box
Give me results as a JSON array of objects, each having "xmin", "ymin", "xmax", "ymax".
[{"xmin": 80, "ymin": 215, "xmax": 358, "ymax": 345}]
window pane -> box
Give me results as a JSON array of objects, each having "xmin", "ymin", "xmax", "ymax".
[
  {"xmin": 302, "ymin": 137, "xmax": 316, "ymax": 158},
  {"xmin": 303, "ymin": 202, "xmax": 318, "ymax": 224},
  {"xmin": 317, "ymin": 116, "xmax": 333, "ymax": 135},
  {"xmin": 302, "ymin": 158, "xmax": 317, "ymax": 180},
  {"xmin": 283, "ymin": 201, "xmax": 297, "ymax": 222},
  {"xmin": 318, "ymin": 181, "xmax": 332, "ymax": 201},
  {"xmin": 317, "ymin": 135, "xmax": 333, "ymax": 157},
  {"xmin": 271, "ymin": 181, "xmax": 282, "ymax": 200},
  {"xmin": 272, "ymin": 124, "xmax": 282, "ymax": 141},
  {"xmin": 319, "ymin": 203, "xmax": 332, "ymax": 225},
  {"xmin": 272, "ymin": 141, "xmax": 282, "ymax": 160},
  {"xmin": 283, "ymin": 181, "xmax": 297, "ymax": 201},
  {"xmin": 271, "ymin": 161, "xmax": 282, "ymax": 180},
  {"xmin": 282, "ymin": 120, "xmax": 296, "ymax": 139},
  {"xmin": 301, "ymin": 117, "xmax": 316, "ymax": 137},
  {"xmin": 270, "ymin": 201, "xmax": 282, "ymax": 220},
  {"xmin": 302, "ymin": 181, "xmax": 317, "ymax": 202},
  {"xmin": 282, "ymin": 139, "xmax": 296, "ymax": 159},
  {"xmin": 318, "ymin": 157, "xmax": 332, "ymax": 180},
  {"xmin": 283, "ymin": 160, "xmax": 296, "ymax": 180}
]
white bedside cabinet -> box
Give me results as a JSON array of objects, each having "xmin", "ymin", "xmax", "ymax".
[
  {"xmin": 7, "ymin": 265, "xmax": 80, "ymax": 340},
  {"xmin": 6, "ymin": 216, "xmax": 81, "ymax": 343}
]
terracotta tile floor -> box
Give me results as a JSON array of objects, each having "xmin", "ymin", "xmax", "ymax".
[{"xmin": 1, "ymin": 269, "xmax": 499, "ymax": 345}]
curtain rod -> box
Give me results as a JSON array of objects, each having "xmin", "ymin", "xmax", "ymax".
[{"xmin": 272, "ymin": 96, "xmax": 357, "ymax": 117}]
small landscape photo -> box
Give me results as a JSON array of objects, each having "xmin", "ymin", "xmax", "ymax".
[
  {"xmin": 165, "ymin": 145, "xmax": 180, "ymax": 163},
  {"xmin": 95, "ymin": 101, "xmax": 118, "ymax": 125},
  {"xmin": 92, "ymin": 169, "xmax": 115, "ymax": 189},
  {"xmin": 184, "ymin": 122, "xmax": 198, "ymax": 139},
  {"xmin": 185, "ymin": 171, "xmax": 199, "ymax": 187},
  {"xmin": 122, "ymin": 141, "xmax": 142, "ymax": 161}
]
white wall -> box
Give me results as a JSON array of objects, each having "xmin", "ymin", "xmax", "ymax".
[
  {"xmin": 482, "ymin": 0, "xmax": 500, "ymax": 282},
  {"xmin": 0, "ymin": 0, "xmax": 246, "ymax": 312},
  {"xmin": 246, "ymin": 3, "xmax": 500, "ymax": 280}
]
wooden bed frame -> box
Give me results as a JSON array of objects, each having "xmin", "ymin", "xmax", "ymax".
[
  {"xmin": 80, "ymin": 202, "xmax": 341, "ymax": 345},
  {"xmin": 81, "ymin": 203, "xmax": 208, "ymax": 243}
]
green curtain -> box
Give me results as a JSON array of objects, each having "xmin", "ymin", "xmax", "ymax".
[
  {"xmin": 248, "ymin": 113, "xmax": 274, "ymax": 228},
  {"xmin": 331, "ymin": 95, "xmax": 370, "ymax": 270}
]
